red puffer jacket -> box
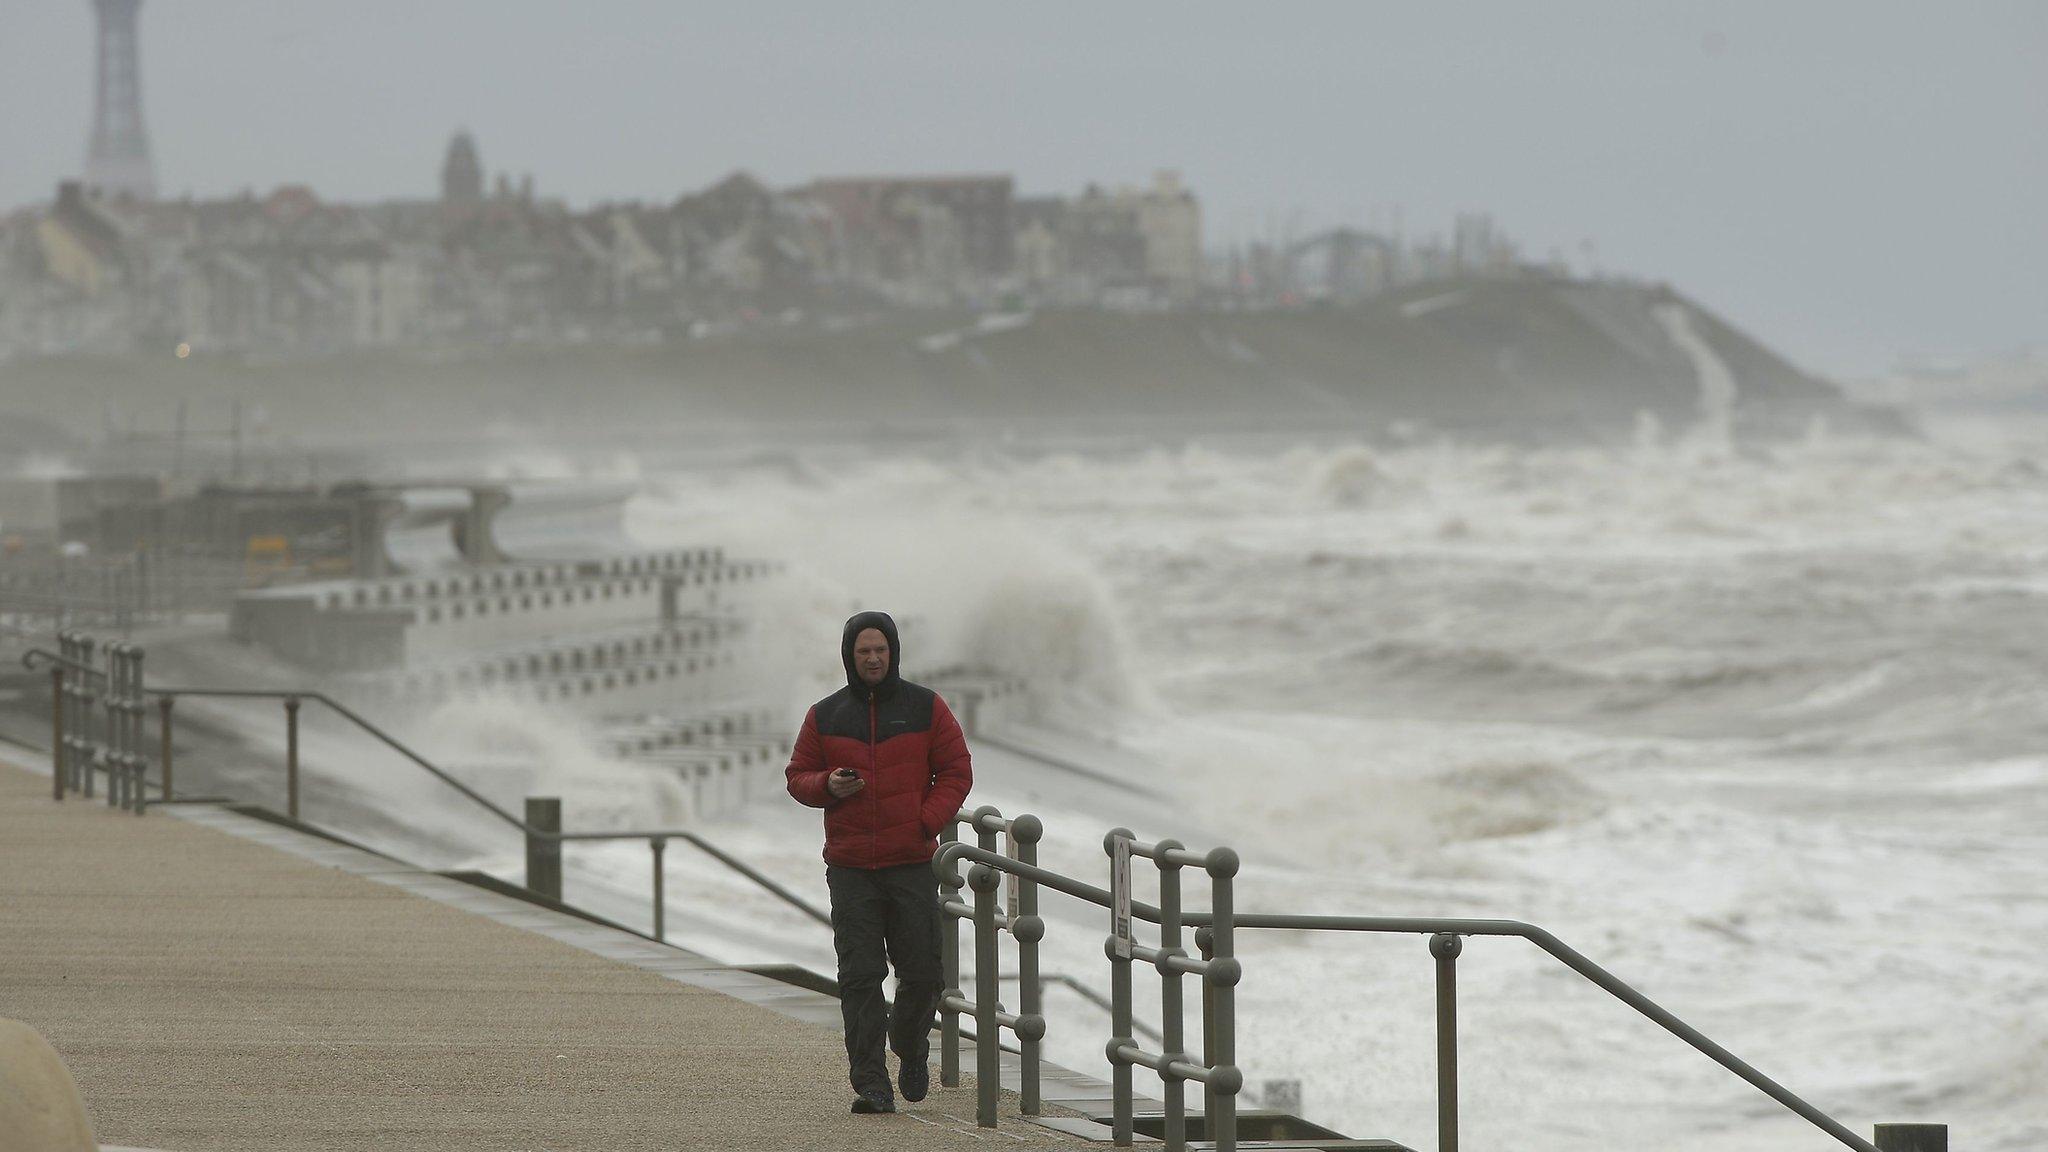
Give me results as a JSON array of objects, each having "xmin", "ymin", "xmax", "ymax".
[{"xmin": 785, "ymin": 612, "xmax": 974, "ymax": 869}]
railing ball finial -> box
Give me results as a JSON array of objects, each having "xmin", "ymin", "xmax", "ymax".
[
  {"xmin": 1205, "ymin": 846, "xmax": 1240, "ymax": 878},
  {"xmin": 1104, "ymin": 826, "xmax": 1135, "ymax": 855},
  {"xmin": 967, "ymin": 862, "xmax": 999, "ymax": 893},
  {"xmin": 1210, "ymin": 1064, "xmax": 1244, "ymax": 1096},
  {"xmin": 1011, "ymin": 914, "xmax": 1046, "ymax": 944},
  {"xmin": 1430, "ymin": 932, "xmax": 1464, "ymax": 961},
  {"xmin": 1010, "ymin": 812, "xmax": 1043, "ymax": 844},
  {"xmin": 1207, "ymin": 956, "xmax": 1243, "ymax": 988}
]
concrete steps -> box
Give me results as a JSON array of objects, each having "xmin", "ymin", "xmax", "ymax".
[
  {"xmin": 230, "ymin": 548, "xmax": 781, "ymax": 670},
  {"xmin": 594, "ymin": 709, "xmax": 792, "ymax": 819},
  {"xmin": 338, "ymin": 615, "xmax": 746, "ymax": 714}
]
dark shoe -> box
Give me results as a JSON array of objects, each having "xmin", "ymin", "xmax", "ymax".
[
  {"xmin": 851, "ymin": 1092, "xmax": 896, "ymax": 1114},
  {"xmin": 899, "ymin": 1058, "xmax": 929, "ymax": 1103}
]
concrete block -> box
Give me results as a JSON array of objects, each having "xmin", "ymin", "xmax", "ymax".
[{"xmin": 0, "ymin": 1018, "xmax": 97, "ymax": 1152}]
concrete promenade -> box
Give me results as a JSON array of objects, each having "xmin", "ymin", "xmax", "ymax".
[{"xmin": 0, "ymin": 755, "xmax": 1092, "ymax": 1151}]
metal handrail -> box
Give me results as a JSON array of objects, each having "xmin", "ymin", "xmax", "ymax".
[
  {"xmin": 934, "ymin": 841, "xmax": 1885, "ymax": 1152},
  {"xmin": 938, "ymin": 806, "xmax": 1051, "ymax": 1127},
  {"xmin": 1214, "ymin": 913, "xmax": 1883, "ymax": 1152},
  {"xmin": 1013, "ymin": 973, "xmax": 1163, "ymax": 1044},
  {"xmin": 46, "ymin": 645, "xmax": 1902, "ymax": 1152},
  {"xmin": 141, "ymin": 684, "xmax": 831, "ymax": 933},
  {"xmin": 21, "ymin": 648, "xmax": 108, "ymax": 681}
]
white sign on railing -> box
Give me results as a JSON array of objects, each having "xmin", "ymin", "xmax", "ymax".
[
  {"xmin": 1004, "ymin": 826, "xmax": 1020, "ymax": 919},
  {"xmin": 1111, "ymin": 833, "xmax": 1132, "ymax": 959}
]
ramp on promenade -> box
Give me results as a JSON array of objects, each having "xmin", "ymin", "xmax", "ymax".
[{"xmin": 0, "ymin": 756, "xmax": 1093, "ymax": 1151}]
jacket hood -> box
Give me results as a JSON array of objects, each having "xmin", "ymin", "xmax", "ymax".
[{"xmin": 841, "ymin": 610, "xmax": 902, "ymax": 699}]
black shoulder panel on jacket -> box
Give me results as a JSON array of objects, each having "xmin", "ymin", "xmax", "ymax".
[
  {"xmin": 880, "ymin": 681, "xmax": 936, "ymax": 733},
  {"xmin": 812, "ymin": 687, "xmax": 864, "ymax": 741},
  {"xmin": 813, "ymin": 681, "xmax": 937, "ymax": 740}
]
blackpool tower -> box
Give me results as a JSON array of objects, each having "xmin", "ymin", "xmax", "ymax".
[{"xmin": 84, "ymin": 0, "xmax": 156, "ymax": 200}]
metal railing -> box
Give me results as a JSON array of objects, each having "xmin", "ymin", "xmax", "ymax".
[
  {"xmin": 1108, "ymin": 830, "xmax": 1241, "ymax": 1151},
  {"xmin": 28, "ymin": 630, "xmax": 1944, "ymax": 1152},
  {"xmin": 27, "ymin": 632, "xmax": 831, "ymax": 940},
  {"xmin": 937, "ymin": 807, "xmax": 1050, "ymax": 1124},
  {"xmin": 934, "ymin": 831, "xmax": 1245, "ymax": 1150},
  {"xmin": 27, "ymin": 635, "xmax": 150, "ymax": 809},
  {"xmin": 933, "ymin": 831, "xmax": 1933, "ymax": 1152}
]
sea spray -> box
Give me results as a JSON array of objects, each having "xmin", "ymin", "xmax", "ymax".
[
  {"xmin": 412, "ymin": 694, "xmax": 695, "ymax": 829},
  {"xmin": 626, "ymin": 461, "xmax": 1154, "ymax": 726}
]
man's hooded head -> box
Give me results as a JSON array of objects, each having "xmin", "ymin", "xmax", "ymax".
[{"xmin": 840, "ymin": 610, "xmax": 901, "ymax": 698}]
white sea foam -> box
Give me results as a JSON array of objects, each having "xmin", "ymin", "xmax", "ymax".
[{"xmin": 280, "ymin": 421, "xmax": 2046, "ymax": 1151}]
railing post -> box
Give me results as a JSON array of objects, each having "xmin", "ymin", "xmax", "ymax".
[
  {"xmin": 525, "ymin": 796, "xmax": 562, "ymax": 902},
  {"xmin": 64, "ymin": 632, "xmax": 82, "ymax": 796},
  {"xmin": 1431, "ymin": 932, "xmax": 1463, "ymax": 1152},
  {"xmin": 77, "ymin": 636, "xmax": 96, "ymax": 798},
  {"xmin": 50, "ymin": 666, "xmax": 64, "ymax": 801},
  {"xmin": 970, "ymin": 804, "xmax": 1002, "ymax": 1116},
  {"xmin": 125, "ymin": 645, "xmax": 142, "ymax": 812},
  {"xmin": 113, "ymin": 647, "xmax": 129, "ymax": 811},
  {"xmin": 1874, "ymin": 1124, "xmax": 1947, "ymax": 1151},
  {"xmin": 1014, "ymin": 814, "xmax": 1045, "ymax": 1116},
  {"xmin": 1156, "ymin": 839, "xmax": 1188, "ymax": 1152},
  {"xmin": 107, "ymin": 645, "xmax": 145, "ymax": 814},
  {"xmin": 129, "ymin": 647, "xmax": 146, "ymax": 814},
  {"xmin": 113, "ymin": 645, "xmax": 129, "ymax": 810},
  {"xmin": 158, "ymin": 695, "xmax": 174, "ymax": 803},
  {"xmin": 940, "ymin": 820, "xmax": 962, "ymax": 1088},
  {"xmin": 57, "ymin": 634, "xmax": 73, "ymax": 797},
  {"xmin": 650, "ymin": 837, "xmax": 667, "ymax": 942},
  {"xmin": 1207, "ymin": 847, "xmax": 1240, "ymax": 1152},
  {"xmin": 970, "ymin": 860, "xmax": 1001, "ymax": 1129},
  {"xmin": 283, "ymin": 695, "xmax": 302, "ymax": 821},
  {"xmin": 103, "ymin": 643, "xmax": 121, "ymax": 809},
  {"xmin": 1198, "ymin": 927, "xmax": 1217, "ymax": 1123},
  {"xmin": 1107, "ymin": 828, "xmax": 1135, "ymax": 1147}
]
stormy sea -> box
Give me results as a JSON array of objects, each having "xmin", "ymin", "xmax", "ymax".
[{"xmin": 195, "ymin": 409, "xmax": 2046, "ymax": 1151}]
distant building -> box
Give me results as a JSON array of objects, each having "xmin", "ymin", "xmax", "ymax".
[
  {"xmin": 0, "ymin": 136, "xmax": 1337, "ymax": 351},
  {"xmin": 1126, "ymin": 171, "xmax": 1202, "ymax": 299},
  {"xmin": 1452, "ymin": 212, "xmax": 1517, "ymax": 276},
  {"xmin": 1007, "ymin": 175, "xmax": 1202, "ymax": 305},
  {"xmin": 442, "ymin": 132, "xmax": 483, "ymax": 207},
  {"xmin": 805, "ymin": 175, "xmax": 1014, "ymax": 286},
  {"xmin": 1011, "ymin": 196, "xmax": 1066, "ymax": 287},
  {"xmin": 1061, "ymin": 184, "xmax": 1148, "ymax": 290},
  {"xmin": 330, "ymin": 241, "xmax": 425, "ymax": 346},
  {"xmin": 36, "ymin": 182, "xmax": 129, "ymax": 298}
]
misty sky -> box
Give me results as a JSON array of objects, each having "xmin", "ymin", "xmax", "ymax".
[{"xmin": 4, "ymin": 2, "xmax": 2042, "ymax": 377}]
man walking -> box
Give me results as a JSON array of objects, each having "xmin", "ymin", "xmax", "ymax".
[{"xmin": 785, "ymin": 610, "xmax": 974, "ymax": 1114}]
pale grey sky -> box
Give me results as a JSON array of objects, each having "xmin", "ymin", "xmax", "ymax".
[{"xmin": 3, "ymin": 2, "xmax": 2042, "ymax": 376}]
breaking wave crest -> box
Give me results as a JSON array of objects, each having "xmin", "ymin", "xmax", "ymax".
[{"xmin": 624, "ymin": 462, "xmax": 1152, "ymax": 726}]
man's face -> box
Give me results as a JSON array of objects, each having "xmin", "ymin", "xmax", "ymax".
[{"xmin": 853, "ymin": 628, "xmax": 891, "ymax": 686}]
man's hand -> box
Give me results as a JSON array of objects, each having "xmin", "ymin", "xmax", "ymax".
[{"xmin": 826, "ymin": 768, "xmax": 864, "ymax": 799}]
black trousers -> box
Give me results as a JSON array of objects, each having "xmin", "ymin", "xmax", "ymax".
[{"xmin": 826, "ymin": 861, "xmax": 945, "ymax": 1098}]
